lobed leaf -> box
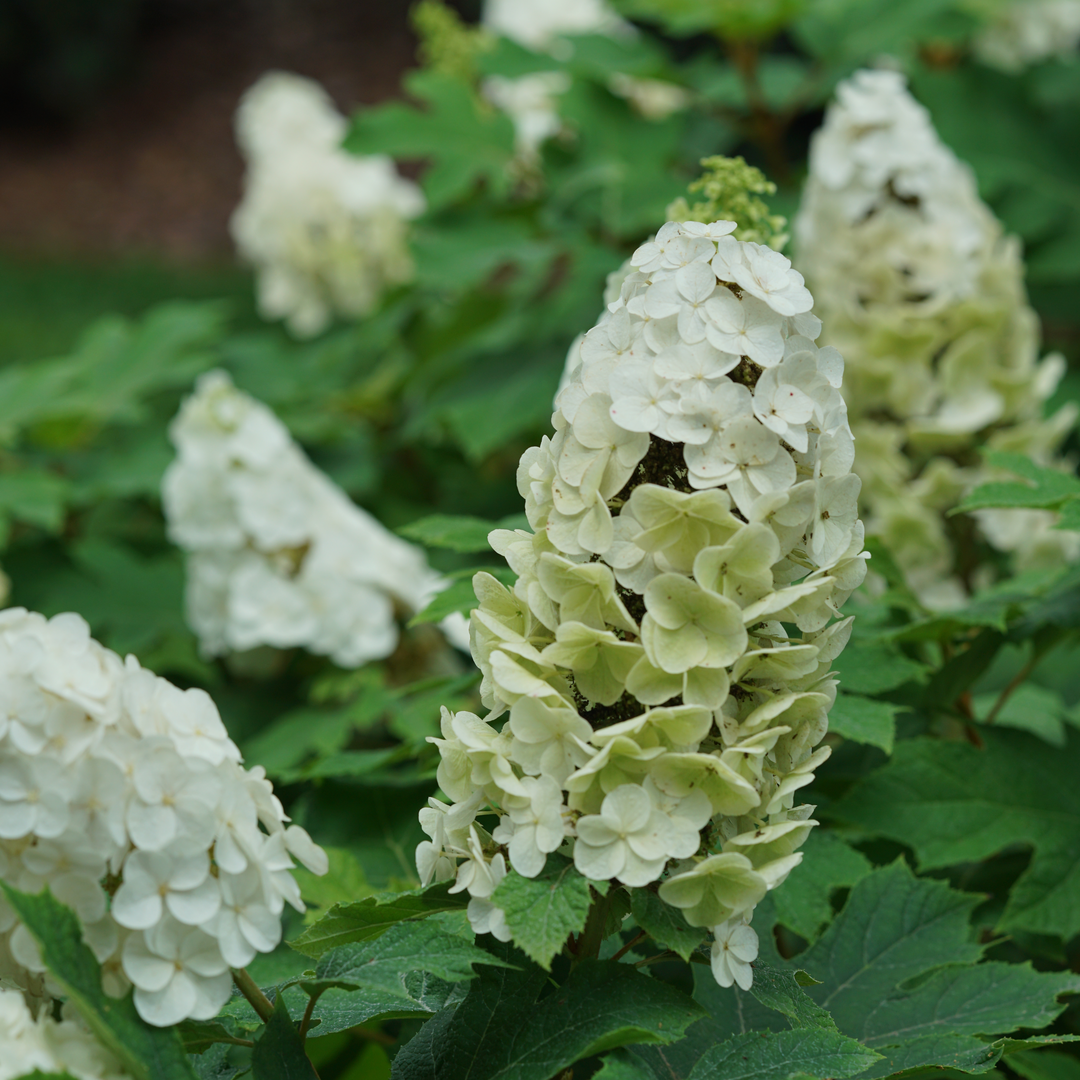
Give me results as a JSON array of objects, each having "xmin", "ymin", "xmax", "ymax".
[
  {"xmin": 748, "ymin": 962, "xmax": 836, "ymax": 1032},
  {"xmin": 301, "ymin": 920, "xmax": 515, "ymax": 999},
  {"xmin": 397, "ymin": 512, "xmax": 528, "ymax": 553},
  {"xmin": 1, "ymin": 884, "xmax": 196, "ymax": 1080},
  {"xmin": 630, "ymin": 888, "xmax": 706, "ymax": 962},
  {"xmin": 491, "ymin": 854, "xmax": 599, "ymax": 970},
  {"xmin": 836, "ymin": 730, "xmax": 1080, "ymax": 939},
  {"xmin": 289, "ymin": 880, "xmax": 469, "ymax": 959},
  {"xmin": 771, "ymin": 831, "xmax": 872, "ymax": 942},
  {"xmin": 954, "ymin": 452, "xmax": 1080, "ymax": 513},
  {"xmin": 1008, "ymin": 1046, "xmax": 1080, "ymax": 1080},
  {"xmin": 250, "ymin": 995, "xmax": 318, "ymax": 1080},
  {"xmin": 409, "ymin": 566, "xmax": 515, "ymax": 625},
  {"xmin": 392, "ymin": 941, "xmax": 705, "ymax": 1080},
  {"xmin": 829, "ymin": 693, "xmax": 903, "ymax": 753},
  {"xmin": 345, "ymin": 70, "xmax": 516, "ymax": 208},
  {"xmin": 831, "ymin": 640, "xmax": 928, "ymax": 696},
  {"xmin": 685, "ymin": 1027, "xmax": 879, "ymax": 1080},
  {"xmin": 219, "ymin": 972, "xmax": 467, "ymax": 1042}
]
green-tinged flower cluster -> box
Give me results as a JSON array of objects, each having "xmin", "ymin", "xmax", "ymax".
[
  {"xmin": 669, "ymin": 156, "xmax": 790, "ymax": 250},
  {"xmin": 795, "ymin": 69, "xmax": 1078, "ymax": 607},
  {"xmin": 413, "ymin": 0, "xmax": 494, "ymax": 83},
  {"xmin": 418, "ymin": 215, "xmax": 867, "ymax": 990}
]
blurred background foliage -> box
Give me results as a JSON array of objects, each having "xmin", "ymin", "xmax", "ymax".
[{"xmin": 2, "ymin": 0, "xmax": 1080, "ymax": 1074}]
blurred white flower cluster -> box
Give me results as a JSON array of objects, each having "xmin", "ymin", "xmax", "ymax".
[
  {"xmin": 0, "ymin": 609, "xmax": 327, "ymax": 1027},
  {"xmin": 973, "ymin": 0, "xmax": 1080, "ymax": 70},
  {"xmin": 164, "ymin": 371, "xmax": 467, "ymax": 667},
  {"xmin": 231, "ymin": 71, "xmax": 425, "ymax": 338},
  {"xmin": 0, "ymin": 988, "xmax": 131, "ymax": 1080},
  {"xmin": 795, "ymin": 69, "xmax": 1077, "ymax": 607},
  {"xmin": 483, "ymin": 0, "xmax": 630, "ymax": 50},
  {"xmin": 418, "ymin": 218, "xmax": 866, "ymax": 991},
  {"xmin": 480, "ymin": 0, "xmax": 687, "ymax": 160}
]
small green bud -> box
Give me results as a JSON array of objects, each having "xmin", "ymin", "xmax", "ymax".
[{"xmin": 668, "ymin": 155, "xmax": 789, "ymax": 250}]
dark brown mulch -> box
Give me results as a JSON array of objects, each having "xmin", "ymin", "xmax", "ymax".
[{"xmin": 0, "ymin": 0, "xmax": 419, "ymax": 262}]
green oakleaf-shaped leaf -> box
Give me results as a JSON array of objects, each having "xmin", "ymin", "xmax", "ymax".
[
  {"xmin": 1, "ymin": 885, "xmax": 196, "ymax": 1080},
  {"xmin": 836, "ymin": 729, "xmax": 1080, "ymax": 939},
  {"xmin": 590, "ymin": 1049, "xmax": 658, "ymax": 1079},
  {"xmin": 633, "ymin": 959, "xmax": 787, "ymax": 1080},
  {"xmin": 748, "ymin": 962, "xmax": 836, "ymax": 1031},
  {"xmin": 250, "ymin": 995, "xmax": 318, "ymax": 1080},
  {"xmin": 0, "ymin": 469, "xmax": 70, "ymax": 538},
  {"xmin": 301, "ymin": 920, "xmax": 515, "ymax": 999},
  {"xmin": 409, "ymin": 566, "xmax": 516, "ymax": 625},
  {"xmin": 831, "ymin": 640, "xmax": 928, "ymax": 695},
  {"xmin": 0, "ymin": 301, "xmax": 224, "ymax": 441},
  {"xmin": 686, "ymin": 1027, "xmax": 879, "ymax": 1080},
  {"xmin": 1057, "ymin": 499, "xmax": 1080, "ymax": 532},
  {"xmin": 291, "ymin": 848, "xmax": 373, "ymax": 925},
  {"xmin": 397, "ymin": 513, "xmax": 528, "ymax": 553},
  {"xmin": 971, "ymin": 684, "xmax": 1075, "ymax": 747},
  {"xmin": 643, "ymin": 862, "xmax": 1079, "ymax": 1079},
  {"xmin": 178, "ymin": 1015, "xmax": 251, "ymax": 1054},
  {"xmin": 770, "ymin": 830, "xmax": 872, "ymax": 942},
  {"xmin": 392, "ymin": 941, "xmax": 705, "ymax": 1080},
  {"xmin": 189, "ymin": 1043, "xmax": 242, "ymax": 1080},
  {"xmin": 630, "ymin": 888, "xmax": 705, "ymax": 962},
  {"xmin": 289, "ymin": 881, "xmax": 469, "ymax": 959},
  {"xmin": 795, "ymin": 862, "xmax": 1080, "ymax": 1077},
  {"xmin": 219, "ymin": 970, "xmax": 467, "ymax": 1041},
  {"xmin": 1008, "ymin": 1046, "xmax": 1080, "ymax": 1080},
  {"xmin": 887, "ymin": 570, "xmax": 1063, "ymax": 643},
  {"xmin": 828, "ymin": 692, "xmax": 903, "ymax": 753},
  {"xmin": 491, "ymin": 854, "xmax": 604, "ymax": 970},
  {"xmin": 954, "ymin": 452, "xmax": 1080, "ymax": 513},
  {"xmin": 345, "ymin": 70, "xmax": 516, "ymax": 208}
]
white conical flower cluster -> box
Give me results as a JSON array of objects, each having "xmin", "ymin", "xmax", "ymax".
[
  {"xmin": 973, "ymin": 0, "xmax": 1080, "ymax": 71},
  {"xmin": 163, "ymin": 370, "xmax": 469, "ymax": 667},
  {"xmin": 795, "ymin": 69, "xmax": 1077, "ymax": 607},
  {"xmin": 0, "ymin": 988, "xmax": 133, "ymax": 1080},
  {"xmin": 231, "ymin": 71, "xmax": 425, "ymax": 338},
  {"xmin": 0, "ymin": 609, "xmax": 327, "ymax": 1027},
  {"xmin": 418, "ymin": 218, "xmax": 867, "ymax": 990}
]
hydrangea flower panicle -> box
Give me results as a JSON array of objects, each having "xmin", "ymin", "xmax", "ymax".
[
  {"xmin": 419, "ymin": 216, "xmax": 867, "ymax": 990},
  {"xmin": 0, "ymin": 609, "xmax": 328, "ymax": 1027},
  {"xmin": 163, "ymin": 370, "xmax": 469, "ymax": 666},
  {"xmin": 795, "ymin": 69, "xmax": 1078, "ymax": 606},
  {"xmin": 232, "ymin": 71, "xmax": 424, "ymax": 337}
]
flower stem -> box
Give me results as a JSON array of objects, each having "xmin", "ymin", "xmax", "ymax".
[
  {"xmin": 610, "ymin": 929, "xmax": 648, "ymax": 963},
  {"xmin": 299, "ymin": 988, "xmax": 324, "ymax": 1041},
  {"xmin": 634, "ymin": 951, "xmax": 675, "ymax": 968},
  {"xmin": 233, "ymin": 967, "xmax": 275, "ymax": 1024},
  {"xmin": 983, "ymin": 657, "xmax": 1037, "ymax": 725},
  {"xmin": 572, "ymin": 890, "xmax": 617, "ymax": 968}
]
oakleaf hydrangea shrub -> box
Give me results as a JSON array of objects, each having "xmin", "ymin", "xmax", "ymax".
[
  {"xmin": 419, "ymin": 218, "xmax": 868, "ymax": 990},
  {"xmin": 0, "ymin": 988, "xmax": 131, "ymax": 1080},
  {"xmin": 231, "ymin": 71, "xmax": 425, "ymax": 338},
  {"xmin": 0, "ymin": 608, "xmax": 327, "ymax": 1026},
  {"xmin": 796, "ymin": 69, "xmax": 1078, "ymax": 606},
  {"xmin": 164, "ymin": 370, "xmax": 469, "ymax": 667}
]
